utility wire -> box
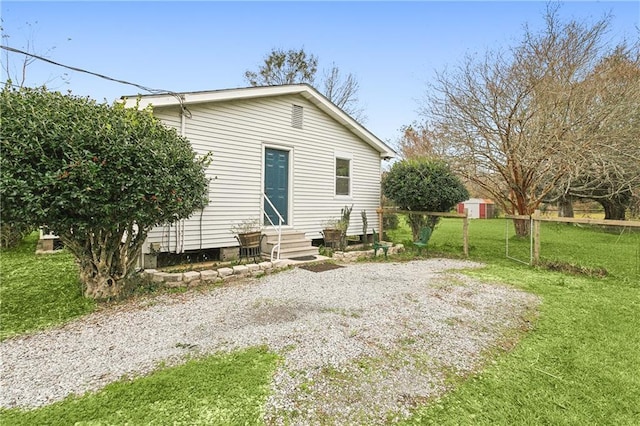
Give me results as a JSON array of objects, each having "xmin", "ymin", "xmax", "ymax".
[
  {"xmin": 0, "ymin": 80, "xmax": 22, "ymax": 89},
  {"xmin": 0, "ymin": 44, "xmax": 191, "ymax": 116}
]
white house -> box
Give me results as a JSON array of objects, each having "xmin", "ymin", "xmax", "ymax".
[{"xmin": 121, "ymin": 84, "xmax": 395, "ymax": 264}]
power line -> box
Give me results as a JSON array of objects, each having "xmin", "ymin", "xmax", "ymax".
[
  {"xmin": 0, "ymin": 44, "xmax": 190, "ymax": 115},
  {"xmin": 0, "ymin": 80, "xmax": 22, "ymax": 89}
]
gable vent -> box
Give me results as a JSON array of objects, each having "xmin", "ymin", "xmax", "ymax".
[{"xmin": 291, "ymin": 104, "xmax": 303, "ymax": 129}]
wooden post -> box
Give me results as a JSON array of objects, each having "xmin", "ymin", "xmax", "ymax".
[
  {"xmin": 377, "ymin": 207, "xmax": 384, "ymax": 240},
  {"xmin": 532, "ymin": 209, "xmax": 541, "ymax": 264},
  {"xmin": 463, "ymin": 208, "xmax": 469, "ymax": 257}
]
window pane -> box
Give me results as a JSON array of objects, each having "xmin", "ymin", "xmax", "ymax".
[
  {"xmin": 336, "ymin": 158, "xmax": 350, "ymax": 177},
  {"xmin": 336, "ymin": 177, "xmax": 350, "ymax": 195}
]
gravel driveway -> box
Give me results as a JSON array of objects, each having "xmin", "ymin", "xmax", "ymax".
[{"xmin": 0, "ymin": 259, "xmax": 539, "ymax": 424}]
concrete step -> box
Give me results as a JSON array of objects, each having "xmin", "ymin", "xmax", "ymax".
[
  {"xmin": 264, "ymin": 238, "xmax": 312, "ymax": 250},
  {"xmin": 273, "ymin": 245, "xmax": 319, "ymax": 259},
  {"xmin": 261, "ymin": 228, "xmax": 317, "ymax": 259}
]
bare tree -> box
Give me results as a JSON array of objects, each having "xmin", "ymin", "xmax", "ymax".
[
  {"xmin": 396, "ymin": 122, "xmax": 456, "ymax": 159},
  {"xmin": 322, "ymin": 64, "xmax": 365, "ymax": 121},
  {"xmin": 557, "ymin": 46, "xmax": 640, "ymax": 219},
  {"xmin": 245, "ymin": 48, "xmax": 365, "ymax": 120},
  {"xmin": 418, "ymin": 7, "xmax": 633, "ymax": 235},
  {"xmin": 1, "ymin": 20, "xmax": 70, "ymax": 88}
]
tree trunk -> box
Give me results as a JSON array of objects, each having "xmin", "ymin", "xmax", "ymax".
[
  {"xmin": 600, "ymin": 200, "xmax": 626, "ymax": 220},
  {"xmin": 513, "ymin": 218, "xmax": 530, "ymax": 237},
  {"xmin": 81, "ymin": 264, "xmax": 123, "ymax": 299},
  {"xmin": 630, "ymin": 195, "xmax": 640, "ymax": 219},
  {"xmin": 557, "ymin": 196, "xmax": 574, "ymax": 218},
  {"xmin": 509, "ymin": 191, "xmax": 532, "ymax": 237},
  {"xmin": 407, "ymin": 213, "xmax": 427, "ymax": 241},
  {"xmin": 60, "ymin": 226, "xmax": 147, "ymax": 300}
]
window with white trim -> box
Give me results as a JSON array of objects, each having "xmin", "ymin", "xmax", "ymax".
[{"xmin": 335, "ymin": 156, "xmax": 351, "ymax": 196}]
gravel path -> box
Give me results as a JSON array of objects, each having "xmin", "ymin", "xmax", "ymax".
[{"xmin": 0, "ymin": 259, "xmax": 539, "ymax": 424}]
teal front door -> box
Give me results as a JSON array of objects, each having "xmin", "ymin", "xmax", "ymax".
[{"xmin": 264, "ymin": 148, "xmax": 289, "ymax": 225}]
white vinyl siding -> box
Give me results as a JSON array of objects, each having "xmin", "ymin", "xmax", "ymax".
[
  {"xmin": 143, "ymin": 93, "xmax": 383, "ymax": 254},
  {"xmin": 291, "ymin": 97, "xmax": 381, "ymax": 237}
]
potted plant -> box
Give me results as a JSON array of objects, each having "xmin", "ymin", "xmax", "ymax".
[
  {"xmin": 321, "ymin": 204, "xmax": 353, "ymax": 250},
  {"xmin": 231, "ymin": 218, "xmax": 263, "ymax": 248},
  {"xmin": 321, "ymin": 218, "xmax": 342, "ymax": 249}
]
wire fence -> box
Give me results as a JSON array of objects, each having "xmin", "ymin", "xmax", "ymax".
[
  {"xmin": 505, "ymin": 210, "xmax": 640, "ymax": 277},
  {"xmin": 377, "ymin": 208, "xmax": 469, "ymax": 257}
]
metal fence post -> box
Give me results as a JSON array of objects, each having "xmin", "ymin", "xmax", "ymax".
[
  {"xmin": 463, "ymin": 208, "xmax": 469, "ymax": 257},
  {"xmin": 533, "ymin": 209, "xmax": 541, "ymax": 264}
]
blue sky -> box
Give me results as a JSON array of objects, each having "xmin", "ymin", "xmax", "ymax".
[{"xmin": 2, "ymin": 1, "xmax": 638, "ymax": 146}]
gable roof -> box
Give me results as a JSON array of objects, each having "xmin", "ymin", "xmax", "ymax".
[{"xmin": 121, "ymin": 84, "xmax": 396, "ymax": 159}]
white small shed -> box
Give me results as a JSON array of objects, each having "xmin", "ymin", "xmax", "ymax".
[{"xmin": 457, "ymin": 198, "xmax": 495, "ymax": 219}]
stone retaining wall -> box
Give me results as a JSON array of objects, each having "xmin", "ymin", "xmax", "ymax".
[
  {"xmin": 142, "ymin": 260, "xmax": 287, "ymax": 288},
  {"xmin": 144, "ymin": 244, "xmax": 404, "ymax": 288},
  {"xmin": 332, "ymin": 244, "xmax": 404, "ymax": 262}
]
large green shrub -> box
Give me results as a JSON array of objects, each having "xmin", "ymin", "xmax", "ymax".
[
  {"xmin": 382, "ymin": 158, "xmax": 468, "ymax": 239},
  {"xmin": 0, "ymin": 86, "xmax": 209, "ymax": 299}
]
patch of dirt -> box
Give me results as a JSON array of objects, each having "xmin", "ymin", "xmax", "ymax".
[
  {"xmin": 250, "ymin": 301, "xmax": 321, "ymax": 325},
  {"xmin": 541, "ymin": 260, "xmax": 608, "ymax": 278},
  {"xmin": 298, "ymin": 262, "xmax": 345, "ymax": 273}
]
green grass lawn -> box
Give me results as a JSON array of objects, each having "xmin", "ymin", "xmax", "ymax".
[
  {"xmin": 388, "ymin": 216, "xmax": 640, "ymax": 279},
  {"xmin": 388, "ymin": 217, "xmax": 640, "ymax": 425},
  {"xmin": 0, "ymin": 233, "xmax": 95, "ymax": 340},
  {"xmin": 0, "ymin": 347, "xmax": 279, "ymax": 425},
  {"xmin": 2, "ymin": 220, "xmax": 639, "ymax": 424},
  {"xmin": 402, "ymin": 262, "xmax": 640, "ymax": 425}
]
